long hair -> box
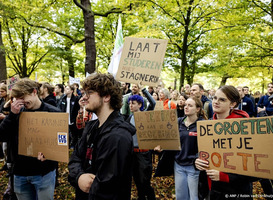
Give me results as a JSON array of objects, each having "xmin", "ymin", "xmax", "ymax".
[
  {"xmin": 187, "ymin": 96, "xmax": 208, "ymax": 120},
  {"xmin": 218, "ymin": 85, "xmax": 241, "ymax": 108}
]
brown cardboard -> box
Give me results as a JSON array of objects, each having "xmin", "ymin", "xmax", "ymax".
[
  {"xmin": 154, "ymin": 101, "xmax": 164, "ymax": 110},
  {"xmin": 134, "ymin": 109, "xmax": 181, "ymax": 150},
  {"xmin": 197, "ymin": 116, "xmax": 273, "ymax": 179},
  {"xmin": 19, "ymin": 112, "xmax": 69, "ymax": 163},
  {"xmin": 116, "ymin": 37, "xmax": 168, "ymax": 86},
  {"xmin": 6, "ymin": 75, "xmax": 20, "ymax": 94}
]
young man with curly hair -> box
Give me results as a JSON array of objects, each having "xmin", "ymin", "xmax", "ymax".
[{"xmin": 68, "ymin": 73, "xmax": 135, "ymax": 200}]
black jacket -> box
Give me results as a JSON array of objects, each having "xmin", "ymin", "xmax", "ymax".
[
  {"xmin": 0, "ymin": 102, "xmax": 60, "ymax": 176},
  {"xmin": 43, "ymin": 93, "xmax": 57, "ymax": 107},
  {"xmin": 68, "ymin": 110, "xmax": 135, "ymax": 200},
  {"xmin": 58, "ymin": 94, "xmax": 79, "ymax": 124},
  {"xmin": 175, "ymin": 116, "xmax": 203, "ymax": 166}
]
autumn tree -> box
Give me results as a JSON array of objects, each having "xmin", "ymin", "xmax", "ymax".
[{"xmin": 0, "ymin": 22, "xmax": 7, "ymax": 80}]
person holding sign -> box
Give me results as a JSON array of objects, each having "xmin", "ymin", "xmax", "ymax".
[
  {"xmin": 174, "ymin": 97, "xmax": 207, "ymax": 200},
  {"xmin": 127, "ymin": 86, "xmax": 156, "ymax": 200},
  {"xmin": 68, "ymin": 73, "xmax": 135, "ymax": 200},
  {"xmin": 195, "ymin": 85, "xmax": 257, "ymax": 200},
  {"xmin": 0, "ymin": 78, "xmax": 60, "ymax": 200}
]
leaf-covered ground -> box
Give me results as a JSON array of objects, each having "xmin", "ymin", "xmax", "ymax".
[{"xmin": 0, "ymin": 155, "xmax": 266, "ymax": 199}]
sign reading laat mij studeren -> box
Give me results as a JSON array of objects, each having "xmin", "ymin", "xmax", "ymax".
[
  {"xmin": 197, "ymin": 116, "xmax": 273, "ymax": 179},
  {"xmin": 116, "ymin": 37, "xmax": 168, "ymax": 86}
]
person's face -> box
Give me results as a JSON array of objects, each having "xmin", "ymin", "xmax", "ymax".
[
  {"xmin": 152, "ymin": 93, "xmax": 158, "ymax": 101},
  {"xmin": 268, "ymin": 84, "xmax": 273, "ymax": 95},
  {"xmin": 184, "ymin": 98, "xmax": 199, "ymax": 117},
  {"xmin": 17, "ymin": 92, "xmax": 38, "ymax": 110},
  {"xmin": 243, "ymin": 88, "xmax": 249, "ymax": 95},
  {"xmin": 190, "ymin": 85, "xmax": 202, "ymax": 98},
  {"xmin": 129, "ymin": 100, "xmax": 141, "ymax": 113},
  {"xmin": 178, "ymin": 95, "xmax": 186, "ymax": 106},
  {"xmin": 148, "ymin": 87, "xmax": 153, "ymax": 93},
  {"xmin": 121, "ymin": 82, "xmax": 126, "ymax": 90},
  {"xmin": 237, "ymin": 87, "xmax": 244, "ymax": 98},
  {"xmin": 55, "ymin": 86, "xmax": 61, "ymax": 94},
  {"xmin": 65, "ymin": 86, "xmax": 73, "ymax": 95},
  {"xmin": 210, "ymin": 89, "xmax": 215, "ymax": 96},
  {"xmin": 185, "ymin": 84, "xmax": 190, "ymax": 92},
  {"xmin": 0, "ymin": 89, "xmax": 7, "ymax": 98},
  {"xmin": 212, "ymin": 90, "xmax": 235, "ymax": 114},
  {"xmin": 82, "ymin": 89, "xmax": 103, "ymax": 114},
  {"xmin": 172, "ymin": 91, "xmax": 178, "ymax": 100},
  {"xmin": 131, "ymin": 84, "xmax": 139, "ymax": 94},
  {"xmin": 159, "ymin": 90, "xmax": 165, "ymax": 100}
]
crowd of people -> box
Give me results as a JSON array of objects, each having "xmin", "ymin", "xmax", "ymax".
[{"xmin": 0, "ymin": 73, "xmax": 272, "ymax": 200}]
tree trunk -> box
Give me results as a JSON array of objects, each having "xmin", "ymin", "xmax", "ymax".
[
  {"xmin": 21, "ymin": 26, "xmax": 28, "ymax": 77},
  {"xmin": 0, "ymin": 22, "xmax": 7, "ymax": 81},
  {"xmin": 219, "ymin": 74, "xmax": 230, "ymax": 87},
  {"xmin": 179, "ymin": 0, "xmax": 193, "ymax": 89},
  {"xmin": 64, "ymin": 42, "xmax": 75, "ymax": 78},
  {"xmin": 81, "ymin": 0, "xmax": 96, "ymax": 74}
]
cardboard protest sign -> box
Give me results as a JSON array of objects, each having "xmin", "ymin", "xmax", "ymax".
[
  {"xmin": 116, "ymin": 37, "xmax": 168, "ymax": 86},
  {"xmin": 69, "ymin": 76, "xmax": 81, "ymax": 86},
  {"xmin": 154, "ymin": 101, "xmax": 164, "ymax": 110},
  {"xmin": 19, "ymin": 112, "xmax": 69, "ymax": 163},
  {"xmin": 134, "ymin": 109, "xmax": 181, "ymax": 150},
  {"xmin": 6, "ymin": 75, "xmax": 20, "ymax": 94},
  {"xmin": 197, "ymin": 116, "xmax": 273, "ymax": 179}
]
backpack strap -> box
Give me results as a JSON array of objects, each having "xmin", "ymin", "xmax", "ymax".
[{"xmin": 168, "ymin": 100, "xmax": 171, "ymax": 109}]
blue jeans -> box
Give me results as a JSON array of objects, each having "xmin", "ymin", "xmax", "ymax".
[
  {"xmin": 14, "ymin": 170, "xmax": 56, "ymax": 200},
  {"xmin": 174, "ymin": 162, "xmax": 199, "ymax": 200}
]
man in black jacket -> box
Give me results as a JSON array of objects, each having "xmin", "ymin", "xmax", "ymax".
[
  {"xmin": 0, "ymin": 78, "xmax": 60, "ymax": 200},
  {"xmin": 58, "ymin": 85, "xmax": 80, "ymax": 148},
  {"xmin": 68, "ymin": 73, "xmax": 135, "ymax": 200}
]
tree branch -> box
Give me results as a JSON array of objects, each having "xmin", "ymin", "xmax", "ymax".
[{"xmin": 20, "ymin": 17, "xmax": 85, "ymax": 44}]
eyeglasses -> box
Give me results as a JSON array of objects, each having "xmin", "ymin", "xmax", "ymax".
[{"xmin": 82, "ymin": 90, "xmax": 94, "ymax": 98}]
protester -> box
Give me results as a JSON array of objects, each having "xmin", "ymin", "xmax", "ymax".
[
  {"xmin": 184, "ymin": 84, "xmax": 191, "ymax": 96},
  {"xmin": 127, "ymin": 86, "xmax": 156, "ymax": 200},
  {"xmin": 243, "ymin": 86, "xmax": 255, "ymax": 106},
  {"xmin": 175, "ymin": 97, "xmax": 207, "ymax": 200},
  {"xmin": 208, "ymin": 89, "xmax": 215, "ymax": 100},
  {"xmin": 152, "ymin": 92, "xmax": 159, "ymax": 101},
  {"xmin": 121, "ymin": 83, "xmax": 147, "ymax": 119},
  {"xmin": 75, "ymin": 96, "xmax": 97, "ymax": 130},
  {"xmin": 176, "ymin": 93, "xmax": 188, "ymax": 118},
  {"xmin": 159, "ymin": 88, "xmax": 176, "ymax": 110},
  {"xmin": 58, "ymin": 85, "xmax": 80, "ymax": 149},
  {"xmin": 72, "ymin": 83, "xmax": 82, "ymax": 96},
  {"xmin": 195, "ymin": 85, "xmax": 257, "ymax": 199},
  {"xmin": 0, "ymin": 84, "xmax": 9, "ymax": 171},
  {"xmin": 0, "ymin": 78, "xmax": 59, "ymax": 200},
  {"xmin": 257, "ymin": 82, "xmax": 273, "ymax": 116},
  {"xmin": 40, "ymin": 82, "xmax": 57, "ymax": 107},
  {"xmin": 121, "ymin": 82, "xmax": 132, "ymax": 95},
  {"xmin": 68, "ymin": 73, "xmax": 135, "ymax": 200},
  {"xmin": 148, "ymin": 86, "xmax": 154, "ymax": 96},
  {"xmin": 55, "ymin": 84, "xmax": 65, "ymax": 106},
  {"xmin": 171, "ymin": 90, "xmax": 179, "ymax": 102},
  {"xmin": 237, "ymin": 86, "xmax": 255, "ymax": 117},
  {"xmin": 190, "ymin": 83, "xmax": 213, "ymax": 118}
]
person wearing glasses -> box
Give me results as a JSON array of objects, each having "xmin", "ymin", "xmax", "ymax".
[
  {"xmin": 68, "ymin": 73, "xmax": 135, "ymax": 200},
  {"xmin": 195, "ymin": 85, "xmax": 257, "ymax": 200}
]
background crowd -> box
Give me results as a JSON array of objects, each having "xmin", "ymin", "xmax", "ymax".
[{"xmin": 0, "ymin": 74, "xmax": 272, "ymax": 200}]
